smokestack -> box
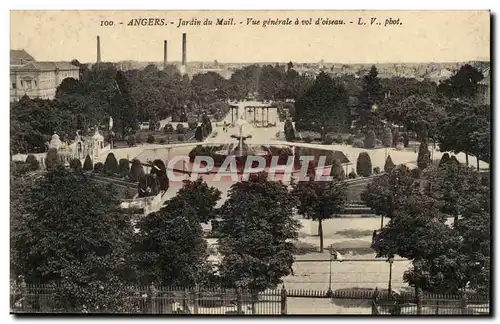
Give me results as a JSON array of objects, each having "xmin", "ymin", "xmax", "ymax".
[
  {"xmin": 163, "ymin": 40, "xmax": 168, "ymax": 69},
  {"xmin": 182, "ymin": 33, "xmax": 187, "ymax": 66},
  {"xmin": 96, "ymin": 36, "xmax": 101, "ymax": 64}
]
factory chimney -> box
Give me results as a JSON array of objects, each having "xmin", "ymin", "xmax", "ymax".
[
  {"xmin": 163, "ymin": 40, "xmax": 168, "ymax": 69},
  {"xmin": 181, "ymin": 33, "xmax": 187, "ymax": 74},
  {"xmin": 96, "ymin": 36, "xmax": 101, "ymax": 64}
]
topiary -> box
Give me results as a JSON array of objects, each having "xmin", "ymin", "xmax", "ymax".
[
  {"xmin": 356, "ymin": 152, "xmax": 372, "ymax": 177},
  {"xmin": 410, "ymin": 168, "xmax": 422, "ymax": 179},
  {"xmin": 439, "ymin": 153, "xmax": 451, "ymax": 167},
  {"xmin": 163, "ymin": 124, "xmax": 174, "ymax": 134},
  {"xmin": 83, "ymin": 155, "xmax": 93, "ymax": 171},
  {"xmin": 159, "ymin": 138, "xmax": 166, "ymax": 144},
  {"xmin": 417, "ymin": 142, "xmax": 431, "ymax": 170},
  {"xmin": 129, "ymin": 159, "xmax": 145, "ymax": 182},
  {"xmin": 103, "ymin": 153, "xmax": 119, "ymax": 176},
  {"xmin": 384, "ymin": 155, "xmax": 395, "ymax": 173},
  {"xmin": 118, "ymin": 159, "xmax": 130, "ymax": 177},
  {"xmin": 147, "ymin": 134, "xmax": 155, "ymax": 144},
  {"xmin": 330, "ymin": 159, "xmax": 346, "ymax": 181},
  {"xmin": 93, "ymin": 162, "xmax": 104, "ymax": 173},
  {"xmin": 364, "ymin": 130, "xmax": 376, "ymax": 149},
  {"xmin": 336, "ymin": 134, "xmax": 344, "ymax": 144},
  {"xmin": 176, "ymin": 123, "xmax": 185, "ymax": 134},
  {"xmin": 382, "ymin": 127, "xmax": 392, "ymax": 147},
  {"xmin": 188, "ymin": 121, "xmax": 199, "ymax": 130},
  {"xmin": 69, "ymin": 158, "xmax": 82, "ymax": 172},
  {"xmin": 345, "ymin": 135, "xmax": 355, "ymax": 145},
  {"xmin": 323, "ymin": 135, "xmax": 334, "ymax": 145},
  {"xmin": 45, "ymin": 148, "xmax": 61, "ymax": 170},
  {"xmin": 348, "ymin": 171, "xmax": 357, "ymax": 179},
  {"xmin": 177, "ymin": 134, "xmax": 185, "ymax": 142},
  {"xmin": 25, "ymin": 154, "xmax": 40, "ymax": 171},
  {"xmin": 373, "ymin": 166, "xmax": 381, "ymax": 174},
  {"xmin": 449, "ymin": 155, "xmax": 460, "ymax": 166}
]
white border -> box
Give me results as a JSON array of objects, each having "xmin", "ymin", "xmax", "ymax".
[{"xmin": 2, "ymin": 1, "xmax": 498, "ymax": 324}]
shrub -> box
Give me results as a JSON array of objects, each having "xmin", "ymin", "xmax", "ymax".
[
  {"xmin": 159, "ymin": 138, "xmax": 166, "ymax": 144},
  {"xmin": 188, "ymin": 121, "xmax": 199, "ymax": 130},
  {"xmin": 93, "ymin": 162, "xmax": 104, "ymax": 173},
  {"xmin": 439, "ymin": 153, "xmax": 451, "ymax": 167},
  {"xmin": 83, "ymin": 155, "xmax": 93, "ymax": 171},
  {"xmin": 373, "ymin": 166, "xmax": 381, "ymax": 174},
  {"xmin": 303, "ymin": 136, "xmax": 312, "ymax": 143},
  {"xmin": 176, "ymin": 124, "xmax": 185, "ymax": 134},
  {"xmin": 129, "ymin": 159, "xmax": 145, "ymax": 182},
  {"xmin": 104, "ymin": 153, "xmax": 119, "ymax": 175},
  {"xmin": 345, "ymin": 135, "xmax": 355, "ymax": 145},
  {"xmin": 364, "ymin": 130, "xmax": 376, "ymax": 149},
  {"xmin": 382, "ymin": 127, "xmax": 392, "ymax": 147},
  {"xmin": 45, "ymin": 148, "xmax": 61, "ymax": 170},
  {"xmin": 118, "ymin": 159, "xmax": 130, "ymax": 177},
  {"xmin": 384, "ymin": 155, "xmax": 395, "ymax": 173},
  {"xmin": 177, "ymin": 134, "xmax": 185, "ymax": 142},
  {"xmin": 163, "ymin": 124, "xmax": 174, "ymax": 134},
  {"xmin": 149, "ymin": 120, "xmax": 160, "ymax": 131},
  {"xmin": 25, "ymin": 154, "xmax": 40, "ymax": 171},
  {"xmin": 284, "ymin": 120, "xmax": 295, "ymax": 141},
  {"xmin": 353, "ymin": 139, "xmax": 364, "ymax": 148},
  {"xmin": 449, "ymin": 155, "xmax": 460, "ymax": 165},
  {"xmin": 392, "ymin": 129, "xmax": 400, "ymax": 146},
  {"xmin": 417, "ymin": 142, "xmax": 431, "ymax": 170},
  {"xmin": 69, "ymin": 158, "xmax": 82, "ymax": 172},
  {"xmin": 147, "ymin": 134, "xmax": 155, "ymax": 144},
  {"xmin": 336, "ymin": 134, "xmax": 344, "ymax": 144},
  {"xmin": 323, "ymin": 135, "xmax": 334, "ymax": 145},
  {"xmin": 127, "ymin": 135, "xmax": 136, "ymax": 147},
  {"xmin": 356, "ymin": 152, "xmax": 372, "ymax": 177},
  {"xmin": 330, "ymin": 159, "xmax": 346, "ymax": 181},
  {"xmin": 411, "ymin": 168, "xmax": 422, "ymax": 179},
  {"xmin": 348, "ymin": 171, "xmax": 357, "ymax": 179}
]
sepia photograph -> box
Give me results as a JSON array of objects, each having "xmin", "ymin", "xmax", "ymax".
[{"xmin": 9, "ymin": 9, "xmax": 491, "ymax": 315}]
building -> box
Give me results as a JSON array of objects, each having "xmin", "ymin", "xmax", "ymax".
[
  {"xmin": 477, "ymin": 67, "xmax": 491, "ymax": 106},
  {"xmin": 10, "ymin": 49, "xmax": 79, "ymax": 102}
]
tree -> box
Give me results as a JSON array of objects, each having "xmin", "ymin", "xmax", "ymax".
[
  {"xmin": 438, "ymin": 64, "xmax": 484, "ymax": 99},
  {"xmin": 69, "ymin": 158, "xmax": 82, "ymax": 172},
  {"xmin": 364, "ymin": 130, "xmax": 376, "ymax": 149},
  {"xmin": 295, "ymin": 72, "xmax": 350, "ymax": 136},
  {"xmin": 118, "ymin": 159, "xmax": 130, "ymax": 177},
  {"xmin": 438, "ymin": 153, "xmax": 451, "ymax": 167},
  {"xmin": 104, "ymin": 153, "xmax": 119, "ymax": 176},
  {"xmin": 284, "ymin": 119, "xmax": 296, "ymax": 141},
  {"xmin": 292, "ymin": 180, "xmax": 347, "ymax": 252},
  {"xmin": 218, "ymin": 173, "xmax": 300, "ymax": 293},
  {"xmin": 382, "ymin": 127, "xmax": 393, "ymax": 147},
  {"xmin": 83, "ymin": 155, "xmax": 93, "ymax": 171},
  {"xmin": 11, "ymin": 167, "xmax": 135, "ymax": 311},
  {"xmin": 163, "ymin": 124, "xmax": 174, "ymax": 135},
  {"xmin": 94, "ymin": 162, "xmax": 104, "ymax": 173},
  {"xmin": 137, "ymin": 173, "xmax": 160, "ymax": 198},
  {"xmin": 129, "ymin": 159, "xmax": 145, "ymax": 182},
  {"xmin": 417, "ymin": 142, "xmax": 431, "ymax": 170},
  {"xmin": 151, "ymin": 159, "xmax": 169, "ymax": 191},
  {"xmin": 384, "ymin": 155, "xmax": 395, "ymax": 173},
  {"xmin": 361, "ymin": 164, "xmax": 416, "ymax": 229},
  {"xmin": 424, "ymin": 163, "xmax": 488, "ymax": 226},
  {"xmin": 131, "ymin": 197, "xmax": 211, "ymax": 287},
  {"xmin": 356, "ymin": 152, "xmax": 372, "ymax": 177},
  {"xmin": 25, "ymin": 155, "xmax": 40, "ymax": 171},
  {"xmin": 45, "ymin": 148, "xmax": 61, "ymax": 170},
  {"xmin": 194, "ymin": 125, "xmax": 203, "ymax": 141},
  {"xmin": 167, "ymin": 178, "xmax": 221, "ymax": 223},
  {"xmin": 330, "ymin": 159, "xmax": 345, "ymax": 181},
  {"xmin": 355, "ymin": 65, "xmax": 384, "ymax": 133}
]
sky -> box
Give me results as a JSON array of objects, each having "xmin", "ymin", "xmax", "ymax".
[{"xmin": 10, "ymin": 10, "xmax": 490, "ymax": 64}]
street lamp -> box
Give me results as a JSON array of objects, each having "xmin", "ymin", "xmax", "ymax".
[{"xmin": 387, "ymin": 256, "xmax": 394, "ymax": 295}]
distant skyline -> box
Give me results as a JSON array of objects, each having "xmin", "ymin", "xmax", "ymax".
[{"xmin": 11, "ymin": 10, "xmax": 490, "ymax": 64}]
